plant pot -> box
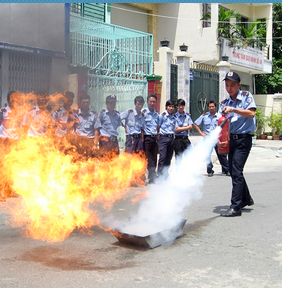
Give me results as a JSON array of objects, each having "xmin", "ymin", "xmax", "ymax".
[
  {"xmin": 267, "ymin": 135, "xmax": 273, "ymax": 140},
  {"xmin": 260, "ymin": 135, "xmax": 267, "ymax": 140},
  {"xmin": 273, "ymin": 134, "xmax": 280, "ymax": 140}
]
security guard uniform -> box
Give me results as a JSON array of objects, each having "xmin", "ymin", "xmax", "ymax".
[
  {"xmin": 95, "ymin": 108, "xmax": 122, "ymax": 157},
  {"xmin": 219, "ymin": 90, "xmax": 256, "ymax": 210},
  {"xmin": 142, "ymin": 107, "xmax": 159, "ymax": 184},
  {"xmin": 194, "ymin": 111, "xmax": 229, "ymax": 175},
  {"xmin": 71, "ymin": 108, "xmax": 98, "ymax": 159},
  {"xmin": 174, "ymin": 111, "xmax": 193, "ymax": 157},
  {"xmin": 158, "ymin": 110, "xmax": 176, "ymax": 178},
  {"xmin": 120, "ymin": 108, "xmax": 145, "ymax": 154}
]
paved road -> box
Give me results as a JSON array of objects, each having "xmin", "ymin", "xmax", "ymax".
[{"xmin": 1, "ymin": 138, "xmax": 282, "ymax": 288}]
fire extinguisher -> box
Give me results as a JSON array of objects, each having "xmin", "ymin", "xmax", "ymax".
[{"xmin": 217, "ymin": 113, "xmax": 230, "ymax": 154}]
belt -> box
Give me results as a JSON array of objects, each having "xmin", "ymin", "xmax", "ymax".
[
  {"xmin": 175, "ymin": 135, "xmax": 188, "ymax": 140},
  {"xmin": 101, "ymin": 136, "xmax": 118, "ymax": 142},
  {"xmin": 144, "ymin": 134, "xmax": 157, "ymax": 137},
  {"xmin": 160, "ymin": 134, "xmax": 174, "ymax": 138},
  {"xmin": 129, "ymin": 133, "xmax": 141, "ymax": 138},
  {"xmin": 230, "ymin": 133, "xmax": 252, "ymax": 139}
]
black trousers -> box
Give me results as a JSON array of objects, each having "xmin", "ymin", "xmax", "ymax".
[
  {"xmin": 144, "ymin": 135, "xmax": 158, "ymax": 183},
  {"xmin": 229, "ymin": 136, "xmax": 252, "ymax": 210},
  {"xmin": 158, "ymin": 135, "xmax": 174, "ymax": 178}
]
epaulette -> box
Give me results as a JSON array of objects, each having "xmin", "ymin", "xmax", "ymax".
[
  {"xmin": 162, "ymin": 112, "xmax": 166, "ymax": 116},
  {"xmin": 174, "ymin": 113, "xmax": 178, "ymax": 118},
  {"xmin": 220, "ymin": 99, "xmax": 228, "ymax": 105},
  {"xmin": 128, "ymin": 109, "xmax": 134, "ymax": 113},
  {"xmin": 202, "ymin": 112, "xmax": 208, "ymax": 116},
  {"xmin": 100, "ymin": 109, "xmax": 105, "ymax": 113},
  {"xmin": 115, "ymin": 110, "xmax": 120, "ymax": 114},
  {"xmin": 142, "ymin": 108, "xmax": 146, "ymax": 113},
  {"xmin": 91, "ymin": 110, "xmax": 98, "ymax": 115},
  {"xmin": 241, "ymin": 91, "xmax": 249, "ymax": 97}
]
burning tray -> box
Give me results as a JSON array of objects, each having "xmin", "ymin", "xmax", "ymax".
[{"xmin": 112, "ymin": 219, "xmax": 187, "ymax": 249}]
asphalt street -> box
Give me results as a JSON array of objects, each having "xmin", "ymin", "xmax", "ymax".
[{"xmin": 0, "ymin": 137, "xmax": 282, "ymax": 288}]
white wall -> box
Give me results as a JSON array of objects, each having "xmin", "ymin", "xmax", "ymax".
[{"xmin": 110, "ymin": 3, "xmax": 148, "ymax": 33}]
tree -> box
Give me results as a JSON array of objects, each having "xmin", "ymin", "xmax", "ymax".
[{"xmin": 255, "ymin": 3, "xmax": 282, "ymax": 94}]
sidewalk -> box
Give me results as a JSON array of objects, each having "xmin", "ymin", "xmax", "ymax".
[{"xmin": 189, "ymin": 135, "xmax": 282, "ymax": 151}]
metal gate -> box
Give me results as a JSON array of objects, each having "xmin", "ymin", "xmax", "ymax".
[
  {"xmin": 170, "ymin": 64, "xmax": 178, "ymax": 103},
  {"xmin": 190, "ymin": 69, "xmax": 219, "ymax": 132}
]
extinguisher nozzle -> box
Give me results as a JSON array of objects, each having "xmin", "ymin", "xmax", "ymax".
[{"xmin": 219, "ymin": 117, "xmax": 228, "ymax": 128}]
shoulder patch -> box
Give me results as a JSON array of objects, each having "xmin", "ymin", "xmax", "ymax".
[
  {"xmin": 91, "ymin": 110, "xmax": 98, "ymax": 115},
  {"xmin": 162, "ymin": 112, "xmax": 166, "ymax": 116},
  {"xmin": 128, "ymin": 109, "xmax": 134, "ymax": 113},
  {"xmin": 241, "ymin": 91, "xmax": 249, "ymax": 97},
  {"xmin": 220, "ymin": 98, "xmax": 228, "ymax": 105},
  {"xmin": 203, "ymin": 112, "xmax": 208, "ymax": 116},
  {"xmin": 115, "ymin": 110, "xmax": 120, "ymax": 114},
  {"xmin": 100, "ymin": 109, "xmax": 105, "ymax": 113}
]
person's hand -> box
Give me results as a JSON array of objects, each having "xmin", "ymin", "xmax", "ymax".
[{"xmin": 217, "ymin": 140, "xmax": 228, "ymax": 148}]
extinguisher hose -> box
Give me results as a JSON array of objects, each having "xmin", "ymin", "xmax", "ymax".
[{"xmin": 219, "ymin": 113, "xmax": 231, "ymax": 128}]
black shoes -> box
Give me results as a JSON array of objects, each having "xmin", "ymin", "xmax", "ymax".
[
  {"xmin": 222, "ymin": 171, "xmax": 231, "ymax": 176},
  {"xmin": 208, "ymin": 171, "xmax": 214, "ymax": 177},
  {"xmin": 241, "ymin": 198, "xmax": 254, "ymax": 208},
  {"xmin": 220, "ymin": 208, "xmax": 242, "ymax": 217}
]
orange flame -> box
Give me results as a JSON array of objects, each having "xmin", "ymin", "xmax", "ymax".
[{"xmin": 0, "ymin": 96, "xmax": 147, "ymax": 242}]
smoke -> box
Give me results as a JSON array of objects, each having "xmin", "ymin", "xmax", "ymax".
[{"xmin": 108, "ymin": 127, "xmax": 222, "ymax": 237}]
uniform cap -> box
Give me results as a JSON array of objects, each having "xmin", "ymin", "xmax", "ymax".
[
  {"xmin": 223, "ymin": 71, "xmax": 241, "ymax": 83},
  {"xmin": 106, "ymin": 94, "xmax": 117, "ymax": 102}
]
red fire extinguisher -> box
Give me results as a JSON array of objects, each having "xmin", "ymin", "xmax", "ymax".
[{"xmin": 217, "ymin": 113, "xmax": 230, "ymax": 154}]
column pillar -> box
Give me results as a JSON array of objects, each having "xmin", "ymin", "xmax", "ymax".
[{"xmin": 216, "ymin": 60, "xmax": 232, "ymax": 103}]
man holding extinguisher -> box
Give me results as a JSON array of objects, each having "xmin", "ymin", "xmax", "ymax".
[{"xmin": 218, "ymin": 71, "xmax": 256, "ymax": 217}]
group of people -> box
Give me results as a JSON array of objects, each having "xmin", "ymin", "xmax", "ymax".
[{"xmin": 0, "ymin": 71, "xmax": 256, "ymax": 218}]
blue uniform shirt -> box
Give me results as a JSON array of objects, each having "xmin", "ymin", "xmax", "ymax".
[
  {"xmin": 159, "ymin": 110, "xmax": 176, "ymax": 135},
  {"xmin": 120, "ymin": 108, "xmax": 145, "ymax": 135},
  {"xmin": 174, "ymin": 111, "xmax": 193, "ymax": 136},
  {"xmin": 73, "ymin": 109, "xmax": 98, "ymax": 138},
  {"xmin": 95, "ymin": 108, "xmax": 121, "ymax": 137},
  {"xmin": 53, "ymin": 107, "xmax": 75, "ymax": 137},
  {"xmin": 219, "ymin": 90, "xmax": 256, "ymax": 134},
  {"xmin": 194, "ymin": 112, "xmax": 218, "ymax": 135},
  {"xmin": 142, "ymin": 107, "xmax": 159, "ymax": 135},
  {"xmin": 0, "ymin": 106, "xmax": 22, "ymax": 139}
]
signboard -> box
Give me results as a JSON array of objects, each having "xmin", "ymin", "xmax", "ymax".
[
  {"xmin": 222, "ymin": 39, "xmax": 264, "ymax": 71},
  {"xmin": 190, "ymin": 71, "xmax": 194, "ymax": 81}
]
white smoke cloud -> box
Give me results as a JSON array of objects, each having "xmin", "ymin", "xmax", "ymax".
[{"xmin": 106, "ymin": 127, "xmax": 221, "ymax": 239}]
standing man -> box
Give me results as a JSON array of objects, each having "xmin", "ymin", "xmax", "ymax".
[
  {"xmin": 218, "ymin": 71, "xmax": 256, "ymax": 217},
  {"xmin": 142, "ymin": 94, "xmax": 159, "ymax": 184},
  {"xmin": 194, "ymin": 100, "xmax": 229, "ymax": 177},
  {"xmin": 94, "ymin": 94, "xmax": 123, "ymax": 158},
  {"xmin": 23, "ymin": 92, "xmax": 52, "ymax": 138},
  {"xmin": 71, "ymin": 94, "xmax": 98, "ymax": 159},
  {"xmin": 53, "ymin": 91, "xmax": 75, "ymax": 138},
  {"xmin": 158, "ymin": 99, "xmax": 176, "ymax": 179},
  {"xmin": 174, "ymin": 99, "xmax": 193, "ymax": 163},
  {"xmin": 120, "ymin": 95, "xmax": 145, "ymax": 154}
]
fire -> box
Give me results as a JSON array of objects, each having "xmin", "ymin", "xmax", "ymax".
[{"xmin": 0, "ymin": 94, "xmax": 147, "ymax": 243}]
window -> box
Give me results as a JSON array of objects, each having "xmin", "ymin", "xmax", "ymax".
[
  {"xmin": 202, "ymin": 4, "xmax": 211, "ymax": 28},
  {"xmin": 70, "ymin": 3, "xmax": 107, "ymax": 22}
]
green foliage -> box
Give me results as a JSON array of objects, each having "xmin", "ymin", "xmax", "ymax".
[
  {"xmin": 266, "ymin": 111, "xmax": 282, "ymax": 135},
  {"xmin": 255, "ymin": 107, "xmax": 267, "ymax": 135},
  {"xmin": 255, "ymin": 3, "xmax": 282, "ymax": 94}
]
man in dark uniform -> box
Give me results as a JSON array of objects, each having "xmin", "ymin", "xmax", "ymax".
[
  {"xmin": 142, "ymin": 94, "xmax": 160, "ymax": 184},
  {"xmin": 194, "ymin": 100, "xmax": 229, "ymax": 177},
  {"xmin": 158, "ymin": 99, "xmax": 176, "ymax": 179},
  {"xmin": 71, "ymin": 94, "xmax": 98, "ymax": 160},
  {"xmin": 0, "ymin": 91, "xmax": 22, "ymax": 201},
  {"xmin": 94, "ymin": 94, "xmax": 124, "ymax": 158},
  {"xmin": 174, "ymin": 99, "xmax": 193, "ymax": 165},
  {"xmin": 218, "ymin": 71, "xmax": 256, "ymax": 217},
  {"xmin": 120, "ymin": 95, "xmax": 145, "ymax": 154}
]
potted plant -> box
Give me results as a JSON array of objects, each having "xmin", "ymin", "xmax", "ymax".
[
  {"xmin": 266, "ymin": 111, "xmax": 282, "ymax": 140},
  {"xmin": 255, "ymin": 108, "xmax": 267, "ymax": 139}
]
